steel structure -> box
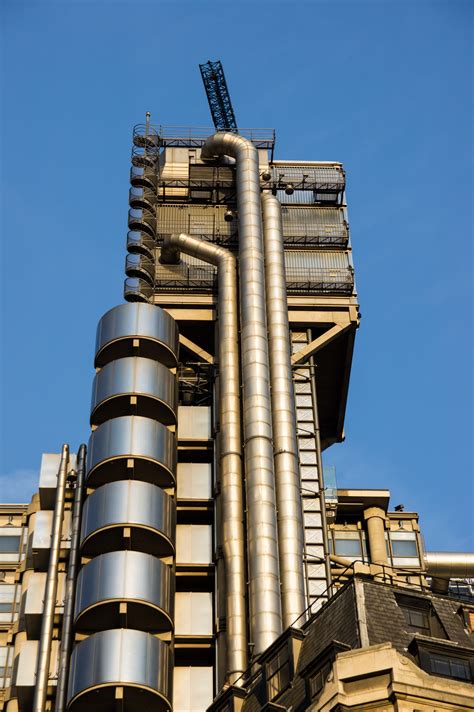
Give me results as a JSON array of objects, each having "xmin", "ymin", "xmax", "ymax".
[
  {"xmin": 199, "ymin": 61, "xmax": 238, "ymax": 132},
  {"xmin": 1, "ymin": 63, "xmax": 473, "ymax": 712}
]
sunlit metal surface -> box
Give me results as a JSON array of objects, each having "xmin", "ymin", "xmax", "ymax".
[
  {"xmin": 202, "ymin": 132, "xmax": 282, "ymax": 653},
  {"xmin": 95, "ymin": 302, "xmax": 179, "ymax": 369},
  {"xmin": 86, "ymin": 415, "xmax": 176, "ymax": 488},
  {"xmin": 80, "ymin": 480, "xmax": 175, "ymax": 558},
  {"xmin": 90, "ymin": 357, "xmax": 178, "ymax": 426},
  {"xmin": 425, "ymin": 551, "xmax": 474, "ymax": 579},
  {"xmin": 67, "ymin": 629, "xmax": 172, "ymax": 712},
  {"xmin": 74, "ymin": 551, "xmax": 173, "ymax": 633}
]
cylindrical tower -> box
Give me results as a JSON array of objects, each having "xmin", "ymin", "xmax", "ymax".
[{"xmin": 66, "ymin": 302, "xmax": 179, "ymax": 712}]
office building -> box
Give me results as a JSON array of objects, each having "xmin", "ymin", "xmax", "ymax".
[{"xmin": 1, "ymin": 117, "xmax": 472, "ymax": 711}]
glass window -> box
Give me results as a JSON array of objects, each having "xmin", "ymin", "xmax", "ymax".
[
  {"xmin": 0, "ymin": 536, "xmax": 20, "ymax": 553},
  {"xmin": 391, "ymin": 539, "xmax": 418, "ymax": 557},
  {"xmin": 333, "ymin": 532, "xmax": 362, "ymax": 558},
  {"xmin": 309, "ymin": 661, "xmax": 331, "ymax": 698},
  {"xmin": 267, "ymin": 644, "xmax": 291, "ymax": 700},
  {"xmin": 401, "ymin": 606, "xmax": 430, "ymax": 635},
  {"xmin": 431, "ymin": 654, "xmax": 471, "ymax": 681}
]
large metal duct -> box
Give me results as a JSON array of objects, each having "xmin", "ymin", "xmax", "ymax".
[
  {"xmin": 201, "ymin": 132, "xmax": 282, "ymax": 654},
  {"xmin": 161, "ymin": 233, "xmax": 247, "ymax": 682},
  {"xmin": 33, "ymin": 444, "xmax": 69, "ymax": 712},
  {"xmin": 55, "ymin": 444, "xmax": 86, "ymax": 712},
  {"xmin": 261, "ymin": 192, "xmax": 306, "ymax": 627},
  {"xmin": 424, "ymin": 551, "xmax": 474, "ymax": 578}
]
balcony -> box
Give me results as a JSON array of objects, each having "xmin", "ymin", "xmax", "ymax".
[
  {"xmin": 155, "ymin": 263, "xmax": 217, "ymax": 294},
  {"xmin": 94, "ymin": 302, "xmax": 179, "ymax": 369},
  {"xmin": 74, "ymin": 551, "xmax": 174, "ymax": 633},
  {"xmin": 80, "ymin": 480, "xmax": 175, "ymax": 558},
  {"xmin": 128, "ymin": 207, "xmax": 156, "ymax": 237},
  {"xmin": 124, "ymin": 277, "xmax": 153, "ymax": 303},
  {"xmin": 127, "ymin": 230, "xmax": 155, "ymax": 260},
  {"xmin": 286, "ymin": 268, "xmax": 354, "ymax": 295},
  {"xmin": 129, "ymin": 185, "xmax": 156, "ymax": 212},
  {"xmin": 271, "ymin": 163, "xmax": 345, "ymax": 205},
  {"xmin": 125, "ymin": 253, "xmax": 155, "ymax": 286}
]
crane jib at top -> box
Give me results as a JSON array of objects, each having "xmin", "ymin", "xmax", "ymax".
[{"xmin": 199, "ymin": 60, "xmax": 238, "ymax": 132}]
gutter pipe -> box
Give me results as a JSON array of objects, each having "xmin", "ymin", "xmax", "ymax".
[
  {"xmin": 161, "ymin": 233, "xmax": 247, "ymax": 682},
  {"xmin": 55, "ymin": 444, "xmax": 86, "ymax": 712},
  {"xmin": 201, "ymin": 133, "xmax": 282, "ymax": 654},
  {"xmin": 261, "ymin": 192, "xmax": 306, "ymax": 627},
  {"xmin": 33, "ymin": 444, "xmax": 69, "ymax": 712}
]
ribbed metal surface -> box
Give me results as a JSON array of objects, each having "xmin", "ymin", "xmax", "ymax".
[
  {"xmin": 157, "ymin": 205, "xmax": 237, "ymax": 244},
  {"xmin": 67, "ymin": 629, "xmax": 171, "ymax": 712},
  {"xmin": 161, "ymin": 234, "xmax": 247, "ymax": 682},
  {"xmin": 262, "ymin": 193, "xmax": 306, "ymax": 627},
  {"xmin": 202, "ymin": 132, "xmax": 282, "ymax": 654},
  {"xmin": 90, "ymin": 357, "xmax": 178, "ymax": 427},
  {"xmin": 80, "ymin": 480, "xmax": 175, "ymax": 558},
  {"xmin": 425, "ymin": 552, "xmax": 474, "ymax": 578},
  {"xmin": 86, "ymin": 415, "xmax": 176, "ymax": 488},
  {"xmin": 74, "ymin": 551, "xmax": 173, "ymax": 633},
  {"xmin": 95, "ymin": 302, "xmax": 179, "ymax": 369},
  {"xmin": 284, "ymin": 250, "xmax": 350, "ymax": 270},
  {"xmin": 281, "ymin": 206, "xmax": 348, "ymax": 246}
]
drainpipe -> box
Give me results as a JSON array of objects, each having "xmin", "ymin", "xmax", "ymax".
[
  {"xmin": 201, "ymin": 133, "xmax": 282, "ymax": 654},
  {"xmin": 33, "ymin": 444, "xmax": 69, "ymax": 712},
  {"xmin": 55, "ymin": 444, "xmax": 86, "ymax": 712},
  {"xmin": 424, "ymin": 551, "xmax": 474, "ymax": 594},
  {"xmin": 161, "ymin": 233, "xmax": 247, "ymax": 682},
  {"xmin": 261, "ymin": 192, "xmax": 305, "ymax": 627}
]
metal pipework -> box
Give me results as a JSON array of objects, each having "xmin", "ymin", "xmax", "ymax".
[
  {"xmin": 425, "ymin": 551, "xmax": 474, "ymax": 581},
  {"xmin": 201, "ymin": 132, "xmax": 282, "ymax": 654},
  {"xmin": 161, "ymin": 233, "xmax": 247, "ymax": 682},
  {"xmin": 55, "ymin": 444, "xmax": 86, "ymax": 712},
  {"xmin": 33, "ymin": 444, "xmax": 69, "ymax": 712},
  {"xmin": 261, "ymin": 192, "xmax": 306, "ymax": 627}
]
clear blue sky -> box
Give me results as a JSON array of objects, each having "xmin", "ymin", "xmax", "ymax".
[{"xmin": 1, "ymin": 0, "xmax": 472, "ymax": 551}]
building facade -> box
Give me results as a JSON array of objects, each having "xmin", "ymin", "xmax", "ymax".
[{"xmin": 0, "ymin": 123, "xmax": 472, "ymax": 711}]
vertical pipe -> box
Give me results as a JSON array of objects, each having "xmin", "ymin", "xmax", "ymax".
[
  {"xmin": 55, "ymin": 443, "xmax": 86, "ymax": 712},
  {"xmin": 33, "ymin": 444, "xmax": 69, "ymax": 712},
  {"xmin": 364, "ymin": 506, "xmax": 389, "ymax": 565},
  {"xmin": 161, "ymin": 234, "xmax": 248, "ymax": 681},
  {"xmin": 307, "ymin": 344, "xmax": 333, "ymax": 594},
  {"xmin": 261, "ymin": 192, "xmax": 306, "ymax": 627},
  {"xmin": 202, "ymin": 133, "xmax": 282, "ymax": 654}
]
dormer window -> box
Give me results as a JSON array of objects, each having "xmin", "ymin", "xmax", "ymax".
[
  {"xmin": 266, "ymin": 643, "xmax": 291, "ymax": 700},
  {"xmin": 396, "ymin": 594, "xmax": 447, "ymax": 639}
]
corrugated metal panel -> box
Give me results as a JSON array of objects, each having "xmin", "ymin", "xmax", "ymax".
[
  {"xmin": 156, "ymin": 205, "xmax": 237, "ymax": 241},
  {"xmin": 282, "ymin": 207, "xmax": 345, "ymax": 228},
  {"xmin": 284, "ymin": 251, "xmax": 350, "ymax": 270},
  {"xmin": 272, "ymin": 164, "xmax": 345, "ymax": 186}
]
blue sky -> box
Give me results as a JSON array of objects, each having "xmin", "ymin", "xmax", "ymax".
[{"xmin": 1, "ymin": 0, "xmax": 472, "ymax": 551}]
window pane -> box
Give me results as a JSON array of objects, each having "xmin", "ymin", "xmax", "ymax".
[
  {"xmin": 0, "ymin": 537, "xmax": 20, "ymax": 553},
  {"xmin": 391, "ymin": 539, "xmax": 418, "ymax": 557},
  {"xmin": 334, "ymin": 538, "xmax": 361, "ymax": 556}
]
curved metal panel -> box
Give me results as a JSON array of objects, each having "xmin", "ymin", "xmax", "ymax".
[
  {"xmin": 95, "ymin": 302, "xmax": 179, "ymax": 369},
  {"xmin": 67, "ymin": 629, "xmax": 171, "ymax": 712},
  {"xmin": 86, "ymin": 415, "xmax": 176, "ymax": 488},
  {"xmin": 80, "ymin": 480, "xmax": 175, "ymax": 558},
  {"xmin": 74, "ymin": 551, "xmax": 173, "ymax": 633},
  {"xmin": 90, "ymin": 358, "xmax": 178, "ymax": 427}
]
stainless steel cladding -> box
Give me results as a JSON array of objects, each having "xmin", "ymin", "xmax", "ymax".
[
  {"xmin": 66, "ymin": 629, "xmax": 172, "ymax": 712},
  {"xmin": 424, "ymin": 551, "xmax": 474, "ymax": 579},
  {"xmin": 161, "ymin": 233, "xmax": 247, "ymax": 682},
  {"xmin": 80, "ymin": 480, "xmax": 175, "ymax": 558},
  {"xmin": 90, "ymin": 357, "xmax": 178, "ymax": 426},
  {"xmin": 74, "ymin": 551, "xmax": 174, "ymax": 633},
  {"xmin": 86, "ymin": 415, "xmax": 176, "ymax": 488},
  {"xmin": 95, "ymin": 302, "xmax": 179, "ymax": 369},
  {"xmin": 202, "ymin": 133, "xmax": 282, "ymax": 653},
  {"xmin": 261, "ymin": 192, "xmax": 306, "ymax": 627}
]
